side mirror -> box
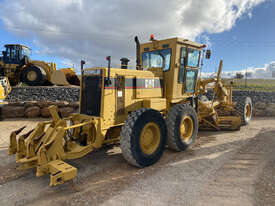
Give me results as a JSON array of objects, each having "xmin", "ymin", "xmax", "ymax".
[
  {"xmin": 2, "ymin": 51, "xmax": 6, "ymax": 56},
  {"xmin": 206, "ymin": 50, "xmax": 211, "ymax": 59}
]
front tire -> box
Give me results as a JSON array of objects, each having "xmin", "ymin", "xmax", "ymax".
[
  {"xmin": 21, "ymin": 66, "xmax": 46, "ymax": 86},
  {"xmin": 166, "ymin": 104, "xmax": 198, "ymax": 151},
  {"xmin": 120, "ymin": 108, "xmax": 167, "ymax": 168}
]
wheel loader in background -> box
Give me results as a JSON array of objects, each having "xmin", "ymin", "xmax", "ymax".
[
  {"xmin": 8, "ymin": 35, "xmax": 252, "ymax": 186},
  {"xmin": 0, "ymin": 44, "xmax": 80, "ymax": 86},
  {"xmin": 0, "ymin": 76, "xmax": 11, "ymax": 120},
  {"xmin": 0, "ymin": 76, "xmax": 11, "ymax": 103}
]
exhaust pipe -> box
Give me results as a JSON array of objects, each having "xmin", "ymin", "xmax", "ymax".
[
  {"xmin": 81, "ymin": 60, "xmax": 85, "ymax": 76},
  {"xmin": 105, "ymin": 56, "xmax": 112, "ymax": 85},
  {"xmin": 135, "ymin": 36, "xmax": 141, "ymax": 70}
]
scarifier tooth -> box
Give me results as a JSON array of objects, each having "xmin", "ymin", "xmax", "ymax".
[
  {"xmin": 21, "ymin": 129, "xmax": 34, "ymax": 139},
  {"xmin": 45, "ymin": 140, "xmax": 55, "ymax": 150},
  {"xmin": 33, "ymin": 132, "xmax": 45, "ymax": 143},
  {"xmin": 8, "ymin": 132, "xmax": 17, "ymax": 155},
  {"xmin": 14, "ymin": 126, "xmax": 27, "ymax": 135},
  {"xmin": 9, "ymin": 126, "xmax": 27, "ymax": 155}
]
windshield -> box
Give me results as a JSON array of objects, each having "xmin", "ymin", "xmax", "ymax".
[
  {"xmin": 187, "ymin": 48, "xmax": 200, "ymax": 67},
  {"xmin": 142, "ymin": 49, "xmax": 171, "ymax": 71},
  {"xmin": 21, "ymin": 47, "xmax": 31, "ymax": 58}
]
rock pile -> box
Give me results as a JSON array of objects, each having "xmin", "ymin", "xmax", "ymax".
[
  {"xmin": 6, "ymin": 86, "xmax": 79, "ymax": 103},
  {"xmin": 1, "ymin": 101, "xmax": 79, "ymax": 118},
  {"xmin": 253, "ymin": 102, "xmax": 275, "ymax": 116},
  {"xmin": 205, "ymin": 90, "xmax": 275, "ymax": 117},
  {"xmin": 2, "ymin": 86, "xmax": 275, "ymax": 118},
  {"xmin": 1, "ymin": 86, "xmax": 80, "ymax": 119}
]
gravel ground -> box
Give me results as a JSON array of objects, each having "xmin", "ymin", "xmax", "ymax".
[
  {"xmin": 254, "ymin": 159, "xmax": 275, "ymax": 206},
  {"xmin": 0, "ymin": 117, "xmax": 274, "ymax": 206}
]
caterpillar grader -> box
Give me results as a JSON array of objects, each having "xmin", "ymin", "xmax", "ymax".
[
  {"xmin": 0, "ymin": 44, "xmax": 79, "ymax": 86},
  {"xmin": 8, "ymin": 35, "xmax": 252, "ymax": 186}
]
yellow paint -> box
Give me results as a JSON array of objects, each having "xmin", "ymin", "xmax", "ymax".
[
  {"xmin": 180, "ymin": 116, "xmax": 194, "ymax": 142},
  {"xmin": 140, "ymin": 122, "xmax": 161, "ymax": 155}
]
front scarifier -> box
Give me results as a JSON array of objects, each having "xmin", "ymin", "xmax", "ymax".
[{"xmin": 8, "ymin": 105, "xmax": 100, "ymax": 186}]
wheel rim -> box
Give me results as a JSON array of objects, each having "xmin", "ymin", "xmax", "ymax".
[
  {"xmin": 180, "ymin": 116, "xmax": 194, "ymax": 142},
  {"xmin": 140, "ymin": 122, "xmax": 161, "ymax": 155},
  {"xmin": 245, "ymin": 104, "xmax": 251, "ymax": 119},
  {"xmin": 27, "ymin": 71, "xmax": 37, "ymax": 81}
]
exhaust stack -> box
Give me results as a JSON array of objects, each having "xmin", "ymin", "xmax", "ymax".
[{"xmin": 134, "ymin": 36, "xmax": 141, "ymax": 70}]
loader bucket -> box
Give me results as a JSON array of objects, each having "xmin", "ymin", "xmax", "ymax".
[
  {"xmin": 59, "ymin": 68, "xmax": 80, "ymax": 86},
  {"xmin": 50, "ymin": 69, "xmax": 80, "ymax": 86},
  {"xmin": 50, "ymin": 70, "xmax": 70, "ymax": 86}
]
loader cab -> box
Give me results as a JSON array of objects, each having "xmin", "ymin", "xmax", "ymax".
[
  {"xmin": 1, "ymin": 44, "xmax": 31, "ymax": 65},
  {"xmin": 139, "ymin": 37, "xmax": 205, "ymax": 100}
]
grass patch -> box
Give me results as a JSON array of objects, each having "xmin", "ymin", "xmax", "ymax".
[{"xmin": 224, "ymin": 79, "xmax": 275, "ymax": 92}]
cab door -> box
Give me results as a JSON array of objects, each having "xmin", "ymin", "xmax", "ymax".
[{"xmin": 178, "ymin": 47, "xmax": 199, "ymax": 95}]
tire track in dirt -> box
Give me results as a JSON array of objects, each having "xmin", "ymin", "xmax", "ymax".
[{"xmin": 197, "ymin": 129, "xmax": 275, "ymax": 206}]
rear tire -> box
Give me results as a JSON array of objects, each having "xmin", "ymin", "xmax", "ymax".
[
  {"xmin": 234, "ymin": 96, "xmax": 252, "ymax": 125},
  {"xmin": 166, "ymin": 104, "xmax": 198, "ymax": 151},
  {"xmin": 120, "ymin": 108, "xmax": 167, "ymax": 168},
  {"xmin": 21, "ymin": 66, "xmax": 46, "ymax": 86}
]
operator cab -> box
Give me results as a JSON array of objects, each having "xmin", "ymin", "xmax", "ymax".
[
  {"xmin": 139, "ymin": 35, "xmax": 208, "ymax": 99},
  {"xmin": 1, "ymin": 44, "xmax": 31, "ymax": 65}
]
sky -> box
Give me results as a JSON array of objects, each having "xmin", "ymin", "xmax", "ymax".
[{"xmin": 0, "ymin": 0, "xmax": 274, "ymax": 78}]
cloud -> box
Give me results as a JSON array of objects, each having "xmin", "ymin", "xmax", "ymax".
[
  {"xmin": 201, "ymin": 62, "xmax": 275, "ymax": 79},
  {"xmin": 0, "ymin": 0, "xmax": 266, "ymax": 72}
]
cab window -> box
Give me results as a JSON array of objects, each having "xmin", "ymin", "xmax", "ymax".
[
  {"xmin": 10, "ymin": 47, "xmax": 17, "ymax": 60},
  {"xmin": 178, "ymin": 47, "xmax": 186, "ymax": 83},
  {"xmin": 187, "ymin": 48, "xmax": 200, "ymax": 67},
  {"xmin": 142, "ymin": 49, "xmax": 171, "ymax": 71},
  {"xmin": 21, "ymin": 47, "xmax": 31, "ymax": 59}
]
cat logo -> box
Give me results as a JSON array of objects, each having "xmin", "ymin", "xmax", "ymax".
[{"xmin": 145, "ymin": 79, "xmax": 154, "ymax": 88}]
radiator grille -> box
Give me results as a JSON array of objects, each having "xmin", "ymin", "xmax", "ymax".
[{"xmin": 80, "ymin": 75, "xmax": 102, "ymax": 116}]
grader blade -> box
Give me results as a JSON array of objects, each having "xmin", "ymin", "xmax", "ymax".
[{"xmin": 217, "ymin": 116, "xmax": 241, "ymax": 130}]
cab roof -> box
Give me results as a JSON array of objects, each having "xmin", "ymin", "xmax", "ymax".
[
  {"xmin": 4, "ymin": 44, "xmax": 30, "ymax": 49},
  {"xmin": 141, "ymin": 37, "xmax": 205, "ymax": 49},
  {"xmin": 175, "ymin": 37, "xmax": 204, "ymax": 48}
]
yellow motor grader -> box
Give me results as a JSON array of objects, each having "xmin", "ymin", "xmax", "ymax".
[
  {"xmin": 8, "ymin": 36, "xmax": 252, "ymax": 186},
  {"xmin": 0, "ymin": 44, "xmax": 79, "ymax": 86}
]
